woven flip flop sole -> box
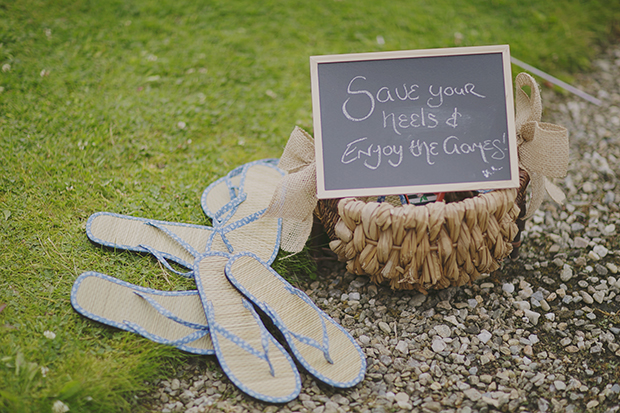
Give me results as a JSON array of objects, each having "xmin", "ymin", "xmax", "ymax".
[
  {"xmin": 201, "ymin": 160, "xmax": 283, "ymax": 224},
  {"xmin": 195, "ymin": 253, "xmax": 300, "ymax": 403},
  {"xmin": 86, "ymin": 211, "xmax": 281, "ymax": 266},
  {"xmin": 225, "ymin": 253, "xmax": 367, "ymax": 388},
  {"xmin": 87, "ymin": 212, "xmax": 212, "ymax": 268},
  {"xmin": 71, "ymin": 272, "xmax": 213, "ymax": 354}
]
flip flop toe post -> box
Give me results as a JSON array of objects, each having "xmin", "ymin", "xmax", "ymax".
[{"xmin": 225, "ymin": 252, "xmax": 367, "ymax": 388}]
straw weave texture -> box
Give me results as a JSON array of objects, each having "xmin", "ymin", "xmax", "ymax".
[
  {"xmin": 74, "ymin": 275, "xmax": 213, "ymax": 350},
  {"xmin": 197, "ymin": 255, "xmax": 298, "ymax": 399},
  {"xmin": 317, "ymin": 187, "xmax": 522, "ymax": 293},
  {"xmin": 205, "ymin": 164, "xmax": 283, "ymax": 222},
  {"xmin": 89, "ymin": 215, "xmax": 208, "ymax": 264},
  {"xmin": 228, "ymin": 255, "xmax": 364, "ymax": 384}
]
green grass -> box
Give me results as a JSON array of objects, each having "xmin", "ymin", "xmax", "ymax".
[{"xmin": 1, "ymin": 0, "xmax": 619, "ymax": 411}]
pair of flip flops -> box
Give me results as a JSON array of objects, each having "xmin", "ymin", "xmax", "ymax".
[{"xmin": 71, "ymin": 159, "xmax": 366, "ymax": 403}]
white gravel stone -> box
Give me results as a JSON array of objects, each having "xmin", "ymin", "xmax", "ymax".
[
  {"xmin": 477, "ymin": 330, "xmax": 493, "ymax": 344},
  {"xmin": 580, "ymin": 291, "xmax": 594, "ymax": 304},
  {"xmin": 588, "ymin": 251, "xmax": 601, "ymax": 261},
  {"xmin": 502, "ymin": 283, "xmax": 515, "ymax": 294},
  {"xmin": 560, "ymin": 264, "xmax": 574, "ymax": 282},
  {"xmin": 513, "ymin": 301, "xmax": 531, "ymax": 311},
  {"xmin": 582, "ymin": 181, "xmax": 596, "ymax": 192},
  {"xmin": 574, "ymin": 237, "xmax": 590, "ymax": 248},
  {"xmin": 378, "ymin": 321, "xmax": 391, "ymax": 334},
  {"xmin": 395, "ymin": 340, "xmax": 409, "ymax": 355},
  {"xmin": 523, "ymin": 309, "xmax": 541, "ymax": 325},
  {"xmin": 593, "ymin": 244, "xmax": 609, "ymax": 257},
  {"xmin": 464, "ymin": 388, "xmax": 482, "ymax": 402},
  {"xmin": 409, "ymin": 294, "xmax": 427, "ymax": 307},
  {"xmin": 434, "ymin": 324, "xmax": 452, "ymax": 338},
  {"xmin": 593, "ymin": 291, "xmax": 606, "ymax": 303},
  {"xmin": 432, "ymin": 338, "xmax": 447, "ymax": 353}
]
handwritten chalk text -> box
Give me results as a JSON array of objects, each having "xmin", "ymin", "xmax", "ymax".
[
  {"xmin": 341, "ymin": 75, "xmax": 485, "ymax": 121},
  {"xmin": 341, "ymin": 137, "xmax": 403, "ymax": 170}
]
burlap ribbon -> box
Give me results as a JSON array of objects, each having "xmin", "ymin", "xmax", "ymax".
[
  {"xmin": 264, "ymin": 127, "xmax": 318, "ymax": 253},
  {"xmin": 267, "ymin": 73, "xmax": 569, "ymax": 252},
  {"xmin": 515, "ymin": 72, "xmax": 569, "ymax": 219}
]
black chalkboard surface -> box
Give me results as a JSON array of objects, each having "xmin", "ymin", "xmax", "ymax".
[{"xmin": 310, "ymin": 45, "xmax": 518, "ymax": 199}]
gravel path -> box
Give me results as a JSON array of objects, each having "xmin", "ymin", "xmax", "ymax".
[{"xmin": 144, "ymin": 47, "xmax": 620, "ymax": 413}]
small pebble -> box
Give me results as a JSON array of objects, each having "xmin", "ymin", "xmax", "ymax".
[
  {"xmin": 378, "ymin": 321, "xmax": 391, "ymax": 334},
  {"xmin": 523, "ymin": 309, "xmax": 541, "ymax": 325},
  {"xmin": 561, "ymin": 264, "xmax": 574, "ymax": 282},
  {"xmin": 554, "ymin": 380, "xmax": 567, "ymax": 391},
  {"xmin": 593, "ymin": 245, "xmax": 609, "ymax": 258},
  {"xmin": 477, "ymin": 330, "xmax": 492, "ymax": 344},
  {"xmin": 434, "ymin": 324, "xmax": 452, "ymax": 338},
  {"xmin": 431, "ymin": 339, "xmax": 447, "ymax": 353},
  {"xmin": 592, "ymin": 291, "xmax": 606, "ymax": 303}
]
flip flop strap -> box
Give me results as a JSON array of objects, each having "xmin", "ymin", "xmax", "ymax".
[
  {"xmin": 206, "ymin": 299, "xmax": 275, "ymax": 376},
  {"xmin": 122, "ymin": 291, "xmax": 209, "ymax": 346},
  {"xmin": 123, "ymin": 321, "xmax": 210, "ymax": 346},
  {"xmin": 211, "ymin": 163, "xmax": 250, "ymax": 225},
  {"xmin": 207, "ymin": 208, "xmax": 267, "ymax": 254},
  {"xmin": 262, "ymin": 292, "xmax": 333, "ymax": 365},
  {"xmin": 132, "ymin": 291, "xmax": 208, "ymax": 331},
  {"xmin": 212, "ymin": 191, "xmax": 247, "ymax": 225},
  {"xmin": 144, "ymin": 221, "xmax": 202, "ymax": 258},
  {"xmin": 138, "ymin": 244, "xmax": 194, "ymax": 278},
  {"xmin": 136, "ymin": 220, "xmax": 207, "ymax": 277}
]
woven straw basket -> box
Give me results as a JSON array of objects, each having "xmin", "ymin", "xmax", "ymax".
[{"xmin": 315, "ymin": 170, "xmax": 530, "ymax": 293}]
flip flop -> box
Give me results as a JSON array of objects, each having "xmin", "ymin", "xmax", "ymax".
[
  {"xmin": 201, "ymin": 159, "xmax": 282, "ymax": 225},
  {"xmin": 86, "ymin": 213, "xmax": 213, "ymax": 275},
  {"xmin": 201, "ymin": 159, "xmax": 284, "ymax": 263},
  {"xmin": 194, "ymin": 252, "xmax": 301, "ymax": 403},
  {"xmin": 225, "ymin": 252, "xmax": 367, "ymax": 388},
  {"xmin": 71, "ymin": 272, "xmax": 213, "ymax": 354},
  {"xmin": 86, "ymin": 160, "xmax": 284, "ymax": 275}
]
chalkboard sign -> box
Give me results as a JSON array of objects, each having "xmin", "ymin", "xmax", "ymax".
[{"xmin": 310, "ymin": 45, "xmax": 518, "ymax": 199}]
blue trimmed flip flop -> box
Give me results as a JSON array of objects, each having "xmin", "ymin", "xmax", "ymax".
[
  {"xmin": 225, "ymin": 252, "xmax": 367, "ymax": 388},
  {"xmin": 86, "ymin": 159, "xmax": 285, "ymax": 276},
  {"xmin": 86, "ymin": 213, "xmax": 213, "ymax": 276},
  {"xmin": 201, "ymin": 159, "xmax": 282, "ymax": 226},
  {"xmin": 71, "ymin": 272, "xmax": 213, "ymax": 354},
  {"xmin": 194, "ymin": 252, "xmax": 301, "ymax": 403}
]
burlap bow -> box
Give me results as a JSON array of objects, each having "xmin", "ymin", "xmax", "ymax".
[
  {"xmin": 515, "ymin": 72, "xmax": 569, "ymax": 219},
  {"xmin": 264, "ymin": 126, "xmax": 318, "ymax": 253}
]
